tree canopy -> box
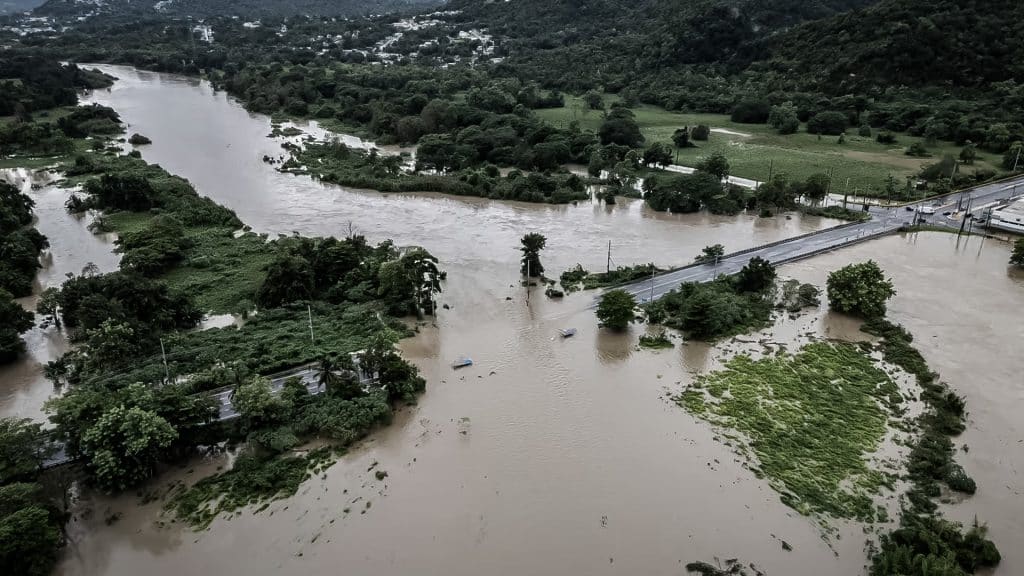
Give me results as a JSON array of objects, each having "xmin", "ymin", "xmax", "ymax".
[
  {"xmin": 596, "ymin": 289, "xmax": 637, "ymax": 331},
  {"xmin": 826, "ymin": 261, "xmax": 896, "ymax": 319}
]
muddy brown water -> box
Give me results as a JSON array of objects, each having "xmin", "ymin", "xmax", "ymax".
[
  {"xmin": 0, "ymin": 168, "xmax": 119, "ymax": 421},
  {"xmin": 0, "ymin": 66, "xmax": 1018, "ymax": 576}
]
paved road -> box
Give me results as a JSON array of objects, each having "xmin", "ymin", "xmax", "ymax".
[
  {"xmin": 615, "ymin": 176, "xmax": 1024, "ymax": 303},
  {"xmin": 42, "ymin": 363, "xmax": 368, "ymax": 468}
]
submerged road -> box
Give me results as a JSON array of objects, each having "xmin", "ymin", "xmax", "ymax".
[
  {"xmin": 616, "ymin": 176, "xmax": 1024, "ymax": 303},
  {"xmin": 42, "ymin": 363, "xmax": 368, "ymax": 468}
]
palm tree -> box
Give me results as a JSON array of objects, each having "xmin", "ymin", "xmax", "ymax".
[
  {"xmin": 318, "ymin": 356, "xmax": 338, "ymax": 392},
  {"xmin": 520, "ymin": 233, "xmax": 547, "ymax": 277}
]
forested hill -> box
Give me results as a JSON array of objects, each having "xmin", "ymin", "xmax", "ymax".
[
  {"xmin": 449, "ymin": 0, "xmax": 878, "ymax": 67},
  {"xmin": 0, "ymin": 0, "xmax": 44, "ymax": 14},
  {"xmin": 758, "ymin": 0, "xmax": 1024, "ymax": 92},
  {"xmin": 34, "ymin": 0, "xmax": 442, "ymax": 18}
]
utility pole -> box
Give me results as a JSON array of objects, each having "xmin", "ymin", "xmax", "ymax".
[
  {"xmin": 843, "ymin": 177, "xmax": 850, "ymax": 209},
  {"xmin": 307, "ymin": 304, "xmax": 315, "ymax": 344},
  {"xmin": 767, "ymin": 159, "xmax": 774, "ymax": 182},
  {"xmin": 1013, "ymin": 146, "xmax": 1022, "ymax": 172},
  {"xmin": 160, "ymin": 338, "xmax": 170, "ymax": 384},
  {"xmin": 606, "ymin": 240, "xmax": 612, "ymax": 274},
  {"xmin": 526, "ymin": 259, "xmax": 531, "ymax": 304},
  {"xmin": 649, "ymin": 269, "xmax": 655, "ymax": 303}
]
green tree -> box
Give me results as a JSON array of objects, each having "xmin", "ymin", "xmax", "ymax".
[
  {"xmin": 0, "ymin": 289, "xmax": 33, "ymax": 364},
  {"xmin": 1002, "ymin": 142, "xmax": 1022, "ymax": 171},
  {"xmin": 735, "ymin": 257, "xmax": 776, "ymax": 293},
  {"xmin": 0, "ymin": 419, "xmax": 49, "ymax": 483},
  {"xmin": 317, "ymin": 357, "xmax": 338, "ymax": 392},
  {"xmin": 959, "ymin": 141, "xmax": 977, "ymax": 165},
  {"xmin": 768, "ymin": 102, "xmax": 799, "ymax": 135},
  {"xmin": 696, "ymin": 152, "xmax": 729, "ymax": 180},
  {"xmin": 81, "ymin": 404, "xmax": 177, "ymax": 492},
  {"xmin": 0, "ymin": 483, "xmax": 62, "ymax": 576},
  {"xmin": 756, "ymin": 175, "xmax": 796, "ymax": 209},
  {"xmin": 1010, "ymin": 238, "xmax": 1024, "ymax": 267},
  {"xmin": 801, "ymin": 173, "xmax": 830, "ymax": 202},
  {"xmin": 583, "ymin": 90, "xmax": 604, "ymax": 111},
  {"xmin": 671, "ymin": 127, "xmax": 692, "ymax": 148},
  {"xmin": 826, "ymin": 261, "xmax": 896, "ymax": 319},
  {"xmin": 599, "ymin": 108, "xmax": 644, "ymax": 147},
  {"xmin": 730, "ymin": 99, "xmax": 770, "ymax": 124},
  {"xmin": 232, "ymin": 377, "xmax": 289, "ymax": 431},
  {"xmin": 520, "ymin": 233, "xmax": 547, "ymax": 277},
  {"xmin": 256, "ymin": 253, "xmax": 314, "ymax": 308},
  {"xmin": 596, "ymin": 289, "xmax": 637, "ymax": 331},
  {"xmin": 806, "ymin": 111, "xmax": 848, "ymax": 135},
  {"xmin": 694, "ymin": 244, "xmax": 725, "ymax": 264},
  {"xmin": 642, "ymin": 142, "xmax": 673, "ymax": 167},
  {"xmin": 679, "ymin": 286, "xmax": 750, "ymax": 339},
  {"xmin": 690, "ymin": 125, "xmax": 710, "ymax": 141}
]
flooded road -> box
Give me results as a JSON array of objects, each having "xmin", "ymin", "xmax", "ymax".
[
  {"xmin": 0, "ymin": 168, "xmax": 119, "ymax": 421},
  {"xmin": 9, "ymin": 65, "xmax": 1015, "ymax": 576}
]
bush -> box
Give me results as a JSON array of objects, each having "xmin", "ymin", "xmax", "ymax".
[
  {"xmin": 876, "ymin": 132, "xmax": 897, "ymax": 145},
  {"xmin": 905, "ymin": 142, "xmax": 930, "ymax": 157}
]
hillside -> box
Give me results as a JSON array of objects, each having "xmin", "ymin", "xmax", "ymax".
[
  {"xmin": 34, "ymin": 0, "xmax": 441, "ymax": 18},
  {"xmin": 760, "ymin": 0, "xmax": 1024, "ymax": 91},
  {"xmin": 0, "ymin": 0, "xmax": 44, "ymax": 14}
]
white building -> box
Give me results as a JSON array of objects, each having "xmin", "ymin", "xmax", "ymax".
[{"xmin": 988, "ymin": 199, "xmax": 1024, "ymax": 234}]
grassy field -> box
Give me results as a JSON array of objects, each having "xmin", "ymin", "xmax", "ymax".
[
  {"xmin": 678, "ymin": 341, "xmax": 905, "ymax": 522},
  {"xmin": 536, "ymin": 95, "xmax": 1002, "ymax": 194}
]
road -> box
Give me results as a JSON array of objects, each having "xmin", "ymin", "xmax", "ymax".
[
  {"xmin": 42, "ymin": 363, "xmax": 369, "ymax": 468},
  {"xmin": 615, "ymin": 176, "xmax": 1024, "ymax": 303}
]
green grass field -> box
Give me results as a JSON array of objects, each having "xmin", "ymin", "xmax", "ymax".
[{"xmin": 536, "ymin": 95, "xmax": 1001, "ymax": 195}]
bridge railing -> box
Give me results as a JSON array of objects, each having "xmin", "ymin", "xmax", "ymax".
[{"xmin": 605, "ymin": 218, "xmax": 871, "ymax": 291}]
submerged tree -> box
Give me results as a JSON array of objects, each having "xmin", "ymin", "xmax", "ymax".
[
  {"xmin": 520, "ymin": 233, "xmax": 547, "ymax": 277},
  {"xmin": 596, "ymin": 289, "xmax": 637, "ymax": 331},
  {"xmin": 826, "ymin": 260, "xmax": 895, "ymax": 319},
  {"xmin": 1010, "ymin": 238, "xmax": 1024, "ymax": 267}
]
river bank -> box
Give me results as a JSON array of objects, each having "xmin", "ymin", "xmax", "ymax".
[{"xmin": 1, "ymin": 64, "xmax": 1018, "ymax": 576}]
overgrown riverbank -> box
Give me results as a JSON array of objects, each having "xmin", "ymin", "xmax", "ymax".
[
  {"xmin": 35, "ymin": 148, "xmax": 440, "ymax": 522},
  {"xmin": 281, "ymin": 139, "xmax": 591, "ymax": 204}
]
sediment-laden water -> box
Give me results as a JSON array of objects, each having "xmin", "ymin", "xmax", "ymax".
[
  {"xmin": 2, "ymin": 66, "xmax": 1019, "ymax": 576},
  {"xmin": 0, "ymin": 168, "xmax": 119, "ymax": 421}
]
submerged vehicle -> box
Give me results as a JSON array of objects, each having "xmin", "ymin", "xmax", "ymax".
[
  {"xmin": 452, "ymin": 357, "xmax": 473, "ymax": 368},
  {"xmin": 559, "ymin": 328, "xmax": 577, "ymax": 338}
]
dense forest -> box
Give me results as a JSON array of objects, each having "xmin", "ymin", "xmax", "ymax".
[{"xmin": 34, "ymin": 0, "xmax": 440, "ymax": 18}]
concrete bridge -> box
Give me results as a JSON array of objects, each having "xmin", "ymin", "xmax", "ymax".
[{"xmin": 615, "ymin": 175, "xmax": 1024, "ymax": 303}]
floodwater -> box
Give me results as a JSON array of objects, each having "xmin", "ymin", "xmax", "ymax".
[
  {"xmin": 784, "ymin": 232, "xmax": 1024, "ymax": 575},
  {"xmin": 6, "ymin": 65, "xmax": 1013, "ymax": 576},
  {"xmin": 0, "ymin": 168, "xmax": 119, "ymax": 421}
]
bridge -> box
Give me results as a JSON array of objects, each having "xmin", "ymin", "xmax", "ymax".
[{"xmin": 615, "ymin": 175, "xmax": 1024, "ymax": 303}]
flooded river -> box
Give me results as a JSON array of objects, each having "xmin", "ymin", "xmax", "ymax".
[
  {"xmin": 1, "ymin": 65, "xmax": 1019, "ymax": 576},
  {"xmin": 0, "ymin": 169, "xmax": 119, "ymax": 421}
]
